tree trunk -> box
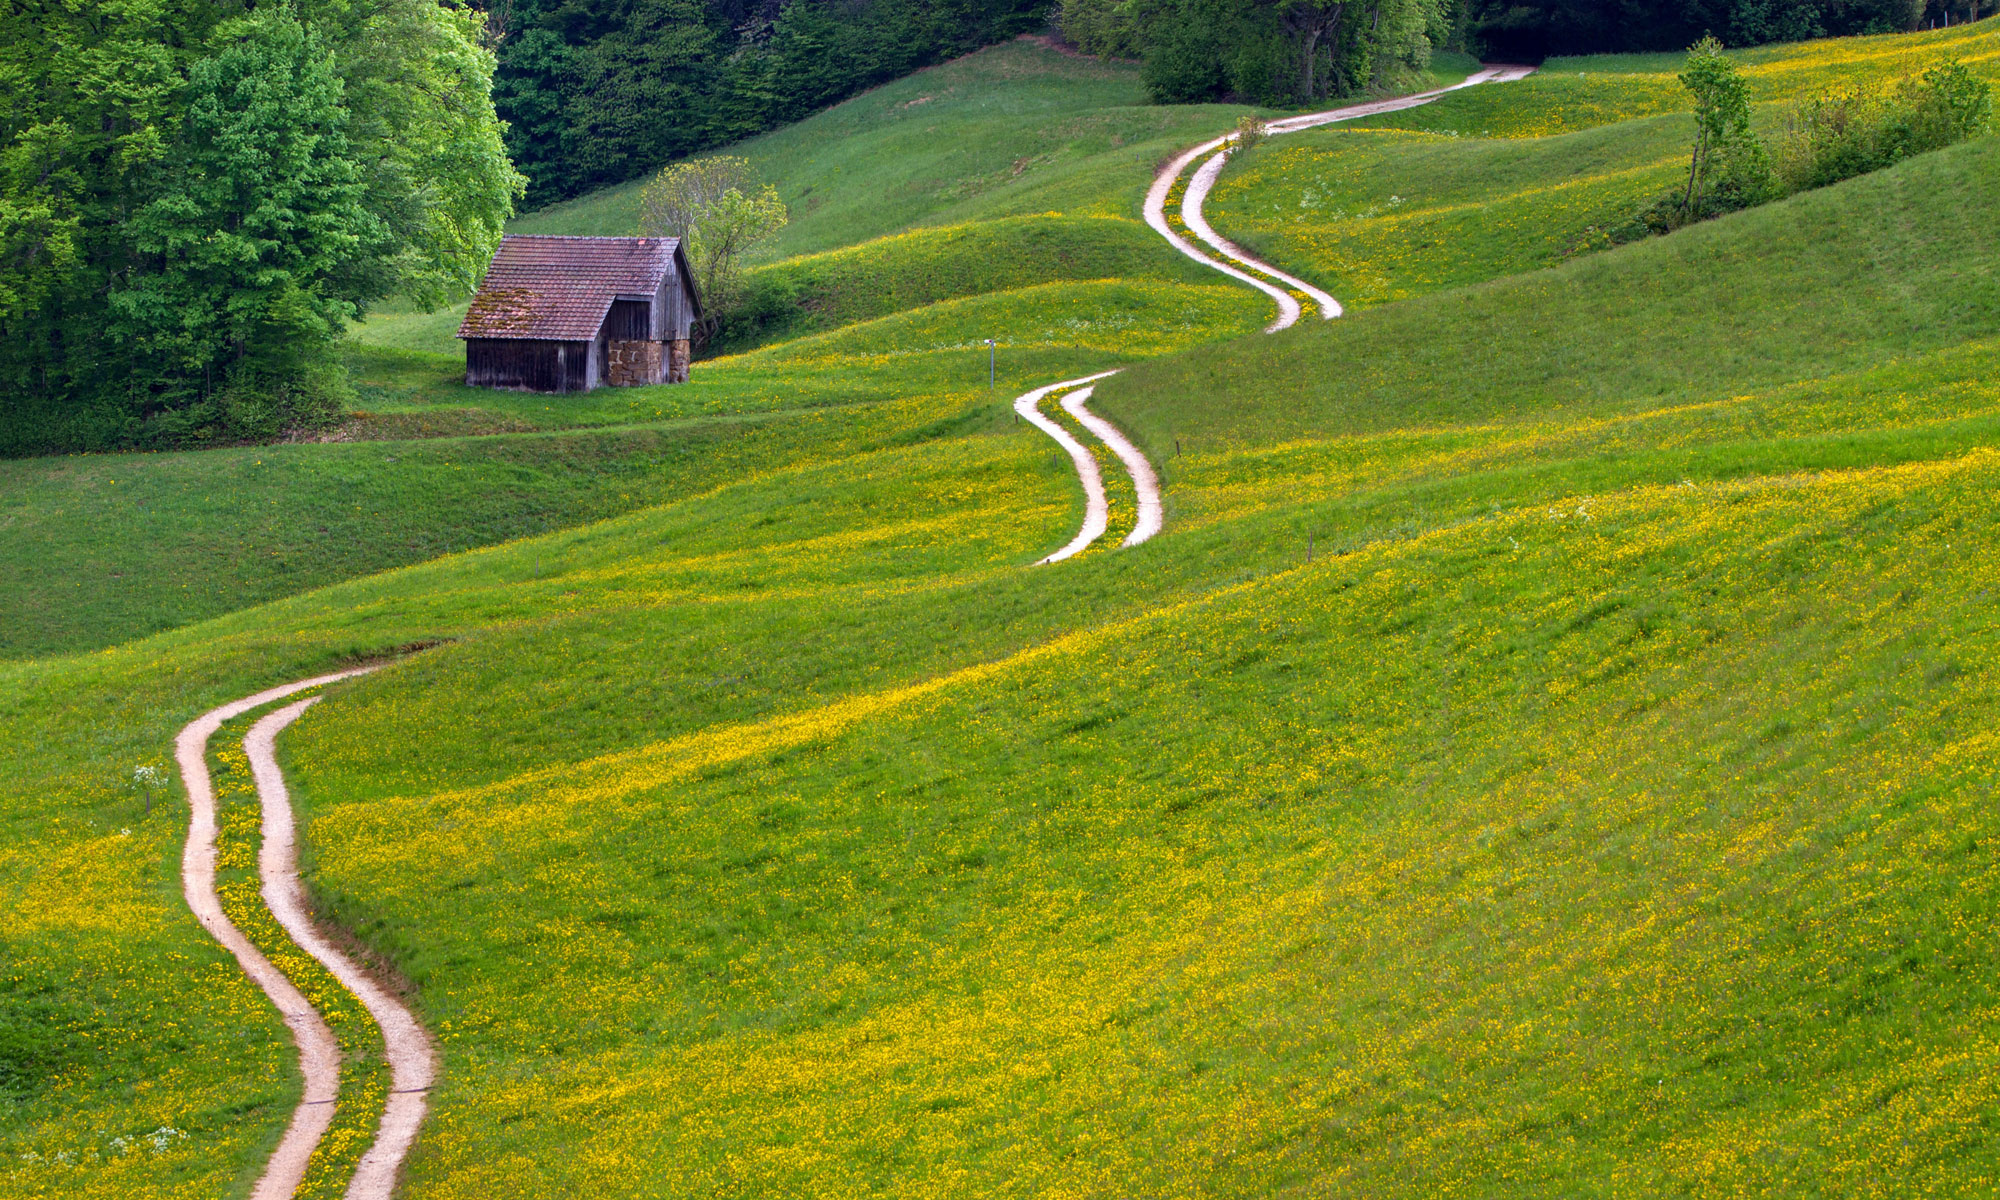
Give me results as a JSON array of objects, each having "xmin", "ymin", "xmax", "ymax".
[
  {"xmin": 1683, "ymin": 128, "xmax": 1708, "ymax": 218},
  {"xmin": 1283, "ymin": 2, "xmax": 1342, "ymax": 102}
]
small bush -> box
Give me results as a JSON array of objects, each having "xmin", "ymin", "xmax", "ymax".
[
  {"xmin": 1627, "ymin": 50, "xmax": 1992, "ymax": 244},
  {"xmin": 1774, "ymin": 59, "xmax": 1994, "ymax": 193},
  {"xmin": 1227, "ymin": 114, "xmax": 1269, "ymax": 159}
]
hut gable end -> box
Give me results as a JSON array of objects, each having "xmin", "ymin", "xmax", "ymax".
[{"xmin": 459, "ymin": 235, "xmax": 702, "ymax": 391}]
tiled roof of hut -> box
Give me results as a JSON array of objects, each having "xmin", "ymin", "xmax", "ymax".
[{"xmin": 458, "ymin": 236, "xmax": 684, "ymax": 341}]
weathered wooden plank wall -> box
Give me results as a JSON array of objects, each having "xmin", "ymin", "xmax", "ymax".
[{"xmin": 465, "ymin": 338, "xmax": 597, "ymax": 392}]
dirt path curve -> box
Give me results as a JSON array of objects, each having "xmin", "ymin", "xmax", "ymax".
[
  {"xmin": 1014, "ymin": 371, "xmax": 1121, "ymax": 562},
  {"xmin": 1061, "ymin": 383, "xmax": 1162, "ymax": 547},
  {"xmin": 177, "ymin": 671, "xmax": 376, "ymax": 1198},
  {"xmin": 177, "ymin": 667, "xmax": 433, "ymax": 1198},
  {"xmin": 1143, "ymin": 142, "xmax": 1304, "ymax": 332},
  {"xmin": 1020, "ymin": 66, "xmax": 1534, "ymax": 561},
  {"xmin": 246, "ymin": 698, "xmax": 437, "ymax": 1200},
  {"xmin": 1148, "ymin": 65, "xmax": 1537, "ymax": 328}
]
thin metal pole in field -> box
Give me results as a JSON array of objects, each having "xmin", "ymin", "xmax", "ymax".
[{"xmin": 986, "ymin": 338, "xmax": 995, "ymax": 390}]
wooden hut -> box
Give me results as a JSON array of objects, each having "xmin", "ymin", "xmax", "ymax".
[{"xmin": 457, "ymin": 235, "xmax": 702, "ymax": 392}]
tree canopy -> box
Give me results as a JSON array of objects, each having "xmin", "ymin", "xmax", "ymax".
[
  {"xmin": 1061, "ymin": 0, "xmax": 1457, "ymax": 106},
  {"xmin": 638, "ymin": 156, "xmax": 788, "ymax": 344},
  {"xmin": 0, "ymin": 0, "xmax": 522, "ymax": 454}
]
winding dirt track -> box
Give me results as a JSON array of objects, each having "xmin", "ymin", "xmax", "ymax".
[
  {"xmin": 1022, "ymin": 64, "xmax": 1533, "ymax": 561},
  {"xmin": 178, "ymin": 668, "xmax": 434, "ymax": 1198},
  {"xmin": 1061, "ymin": 384, "xmax": 1163, "ymax": 547},
  {"xmin": 247, "ymin": 698, "xmax": 437, "ymax": 1199},
  {"xmin": 1153, "ymin": 65, "xmax": 1537, "ymax": 326},
  {"xmin": 1014, "ymin": 371, "xmax": 1122, "ymax": 562},
  {"xmin": 173, "ymin": 68, "xmax": 1537, "ymax": 1195}
]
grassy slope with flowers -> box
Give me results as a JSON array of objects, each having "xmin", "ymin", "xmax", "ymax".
[
  {"xmin": 348, "ymin": 36, "xmax": 1268, "ymax": 358},
  {"xmin": 282, "ymin": 135, "xmax": 1999, "ymax": 1199},
  {"xmin": 0, "ymin": 40, "xmax": 1266, "ymax": 661},
  {"xmin": 3, "ymin": 28, "xmax": 1513, "ymax": 662},
  {"xmin": 6, "ymin": 97, "xmax": 2000, "ymax": 1199},
  {"xmin": 7, "ymin": 21, "xmax": 2000, "ymax": 1200},
  {"xmin": 1206, "ymin": 17, "xmax": 2000, "ymax": 311}
]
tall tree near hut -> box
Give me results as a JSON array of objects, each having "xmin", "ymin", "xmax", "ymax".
[{"xmin": 638, "ymin": 156, "xmax": 787, "ymax": 346}]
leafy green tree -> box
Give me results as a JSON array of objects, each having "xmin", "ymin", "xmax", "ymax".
[
  {"xmin": 327, "ymin": 0, "xmax": 525, "ymax": 310},
  {"xmin": 0, "ymin": 0, "xmax": 520, "ymax": 453},
  {"xmin": 488, "ymin": 27, "xmax": 577, "ymax": 200},
  {"xmin": 1, "ymin": 0, "xmax": 232, "ymax": 449},
  {"xmin": 1142, "ymin": 0, "xmax": 1235, "ymax": 101},
  {"xmin": 1773, "ymin": 57, "xmax": 1992, "ymax": 191},
  {"xmin": 1227, "ymin": 113, "xmax": 1270, "ymax": 157},
  {"xmin": 563, "ymin": 0, "xmax": 721, "ymax": 199},
  {"xmin": 1134, "ymin": 0, "xmax": 1453, "ymax": 106},
  {"xmin": 1677, "ymin": 36, "xmax": 1771, "ymax": 221},
  {"xmin": 638, "ymin": 156, "xmax": 788, "ymax": 344},
  {"xmin": 1057, "ymin": 0, "xmax": 1155, "ymax": 58},
  {"xmin": 1621, "ymin": 47, "xmax": 1980, "ymax": 242},
  {"xmin": 1277, "ymin": 0, "xmax": 1347, "ymax": 100},
  {"xmin": 112, "ymin": 8, "xmax": 380, "ymax": 435}
]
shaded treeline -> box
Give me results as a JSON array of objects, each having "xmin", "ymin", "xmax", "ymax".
[
  {"xmin": 1467, "ymin": 0, "xmax": 1991, "ymax": 60},
  {"xmin": 484, "ymin": 0, "xmax": 1054, "ymax": 207}
]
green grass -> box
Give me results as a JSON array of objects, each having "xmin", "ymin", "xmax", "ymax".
[
  {"xmin": 0, "ymin": 416, "xmax": 891, "ymax": 660},
  {"xmin": 17, "ymin": 42, "xmax": 1274, "ymax": 660},
  {"xmin": 1112, "ymin": 135, "xmax": 2000, "ymax": 454},
  {"xmin": 722, "ymin": 214, "xmax": 1227, "ymax": 350},
  {"xmin": 9, "ymin": 22, "xmax": 2000, "ymax": 1200},
  {"xmin": 1358, "ymin": 16, "xmax": 2000, "ymax": 141},
  {"xmin": 1204, "ymin": 17, "xmax": 2000, "ymax": 311},
  {"xmin": 1207, "ymin": 115, "xmax": 1687, "ymax": 307},
  {"xmin": 282, "ymin": 136, "xmax": 2000, "ymax": 1197},
  {"xmin": 737, "ymin": 278, "xmax": 1264, "ymax": 366},
  {"xmin": 345, "ymin": 305, "xmax": 471, "ymax": 357},
  {"xmin": 506, "ymin": 38, "xmax": 1257, "ymax": 260},
  {"xmin": 1106, "ymin": 135, "xmax": 2000, "ymax": 451}
]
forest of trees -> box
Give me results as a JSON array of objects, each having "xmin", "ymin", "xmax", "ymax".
[
  {"xmin": 4, "ymin": 0, "xmax": 1991, "ymax": 452},
  {"xmin": 1462, "ymin": 0, "xmax": 1991, "ymax": 60},
  {"xmin": 1062, "ymin": 0, "xmax": 1458, "ymax": 104},
  {"xmin": 1, "ymin": 1, "xmax": 521, "ymax": 454}
]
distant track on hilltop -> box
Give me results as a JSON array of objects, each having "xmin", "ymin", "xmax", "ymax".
[
  {"xmin": 1020, "ymin": 66, "xmax": 1531, "ymax": 563},
  {"xmin": 1148, "ymin": 65, "xmax": 1537, "ymax": 329},
  {"xmin": 177, "ymin": 667, "xmax": 435, "ymax": 1199}
]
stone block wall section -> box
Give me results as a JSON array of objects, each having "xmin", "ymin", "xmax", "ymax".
[
  {"xmin": 669, "ymin": 338, "xmax": 691, "ymax": 384},
  {"xmin": 607, "ymin": 339, "xmax": 665, "ymax": 386}
]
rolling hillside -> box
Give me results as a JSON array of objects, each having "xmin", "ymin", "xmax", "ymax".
[
  {"xmin": 0, "ymin": 39, "xmax": 1270, "ymax": 661},
  {"xmin": 4, "ymin": 17, "xmax": 2000, "ymax": 1200},
  {"xmin": 1206, "ymin": 19, "xmax": 2000, "ymax": 306}
]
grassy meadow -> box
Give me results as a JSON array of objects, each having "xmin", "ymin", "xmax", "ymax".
[
  {"xmin": 5, "ymin": 17, "xmax": 2000, "ymax": 1200},
  {"xmin": 1207, "ymin": 18, "xmax": 2000, "ymax": 308}
]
